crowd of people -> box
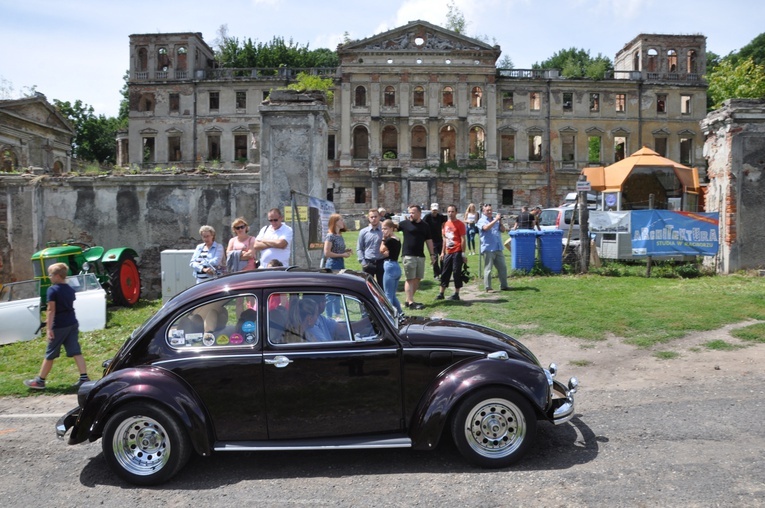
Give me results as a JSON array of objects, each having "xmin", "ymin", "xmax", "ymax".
[{"xmin": 189, "ymin": 202, "xmax": 545, "ymax": 310}]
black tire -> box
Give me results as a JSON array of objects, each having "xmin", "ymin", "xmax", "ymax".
[
  {"xmin": 109, "ymin": 254, "xmax": 141, "ymax": 306},
  {"xmin": 451, "ymin": 387, "xmax": 537, "ymax": 468},
  {"xmin": 102, "ymin": 402, "xmax": 191, "ymax": 486}
]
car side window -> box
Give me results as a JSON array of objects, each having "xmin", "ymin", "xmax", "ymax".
[
  {"xmin": 167, "ymin": 295, "xmax": 258, "ymax": 348},
  {"xmin": 344, "ymin": 296, "xmax": 381, "ymax": 342}
]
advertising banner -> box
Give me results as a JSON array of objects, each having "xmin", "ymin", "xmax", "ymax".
[
  {"xmin": 630, "ymin": 210, "xmax": 719, "ymax": 256},
  {"xmin": 308, "ymin": 196, "xmax": 336, "ymax": 248}
]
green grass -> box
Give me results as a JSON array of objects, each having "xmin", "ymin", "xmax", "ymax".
[
  {"xmin": 653, "ymin": 351, "xmax": 680, "ymax": 360},
  {"xmin": 703, "ymin": 339, "xmax": 744, "ymax": 351},
  {"xmin": 2, "ymin": 229, "xmax": 765, "ymax": 397}
]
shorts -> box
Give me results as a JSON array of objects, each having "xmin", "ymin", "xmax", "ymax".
[
  {"xmin": 44, "ymin": 323, "xmax": 81, "ymax": 360},
  {"xmin": 402, "ymin": 255, "xmax": 425, "ymax": 280}
]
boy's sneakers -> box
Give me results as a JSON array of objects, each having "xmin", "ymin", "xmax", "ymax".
[
  {"xmin": 435, "ymin": 293, "xmax": 445, "ymax": 300},
  {"xmin": 73, "ymin": 376, "xmax": 91, "ymax": 389},
  {"xmin": 448, "ymin": 294, "xmax": 460, "ymax": 301},
  {"xmin": 24, "ymin": 377, "xmax": 46, "ymax": 390}
]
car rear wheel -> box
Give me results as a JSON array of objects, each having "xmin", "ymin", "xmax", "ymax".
[
  {"xmin": 109, "ymin": 255, "xmax": 141, "ymax": 306},
  {"xmin": 102, "ymin": 402, "xmax": 190, "ymax": 486},
  {"xmin": 452, "ymin": 388, "xmax": 536, "ymax": 468}
]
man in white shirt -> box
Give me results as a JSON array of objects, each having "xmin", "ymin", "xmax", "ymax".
[{"xmin": 253, "ymin": 208, "xmax": 293, "ymax": 266}]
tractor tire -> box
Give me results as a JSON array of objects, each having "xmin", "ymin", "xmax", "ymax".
[{"xmin": 109, "ymin": 254, "xmax": 141, "ymax": 306}]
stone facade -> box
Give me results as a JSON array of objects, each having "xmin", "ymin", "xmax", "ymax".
[
  {"xmin": 0, "ymin": 94, "xmax": 75, "ymax": 174},
  {"xmin": 124, "ymin": 21, "xmax": 707, "ymax": 214},
  {"xmin": 701, "ymin": 99, "xmax": 765, "ymax": 273}
]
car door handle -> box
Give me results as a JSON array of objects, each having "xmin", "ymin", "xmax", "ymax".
[
  {"xmin": 265, "ymin": 356, "xmax": 293, "ymax": 368},
  {"xmin": 27, "ymin": 305, "xmax": 39, "ymax": 311}
]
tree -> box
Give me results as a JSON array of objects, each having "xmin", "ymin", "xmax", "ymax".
[
  {"xmin": 497, "ymin": 55, "xmax": 514, "ymax": 69},
  {"xmin": 729, "ymin": 32, "xmax": 765, "ymax": 67},
  {"xmin": 445, "ymin": 0, "xmax": 467, "ymax": 34},
  {"xmin": 54, "ymin": 99, "xmax": 119, "ymax": 164},
  {"xmin": 533, "ymin": 48, "xmax": 613, "ymax": 79},
  {"xmin": 707, "ymin": 57, "xmax": 765, "ymax": 109}
]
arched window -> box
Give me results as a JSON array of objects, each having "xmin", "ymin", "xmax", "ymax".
[
  {"xmin": 687, "ymin": 50, "xmax": 698, "ymax": 74},
  {"xmin": 469, "ymin": 126, "xmax": 486, "ymax": 159},
  {"xmin": 381, "ymin": 126, "xmax": 398, "ymax": 158},
  {"xmin": 442, "ymin": 86, "xmax": 454, "ymax": 107},
  {"xmin": 177, "ymin": 47, "xmax": 187, "ymax": 70},
  {"xmin": 157, "ymin": 47, "xmax": 170, "ymax": 71},
  {"xmin": 440, "ymin": 125, "xmax": 456, "ymax": 162},
  {"xmin": 471, "ymin": 87, "xmax": 483, "ymax": 108},
  {"xmin": 384, "ymin": 86, "xmax": 396, "ymax": 107},
  {"xmin": 413, "ymin": 86, "xmax": 425, "ymax": 107},
  {"xmin": 667, "ymin": 49, "xmax": 678, "ymax": 72},
  {"xmin": 354, "ymin": 86, "xmax": 366, "ymax": 107},
  {"xmin": 352, "ymin": 125, "xmax": 369, "ymax": 159},
  {"xmin": 137, "ymin": 47, "xmax": 148, "ymax": 72},
  {"xmin": 647, "ymin": 49, "xmax": 658, "ymax": 73},
  {"xmin": 633, "ymin": 51, "xmax": 640, "ymax": 71},
  {"xmin": 411, "ymin": 126, "xmax": 427, "ymax": 159}
]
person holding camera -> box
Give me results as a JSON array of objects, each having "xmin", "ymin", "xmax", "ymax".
[
  {"xmin": 435, "ymin": 205, "xmax": 467, "ymax": 301},
  {"xmin": 477, "ymin": 204, "xmax": 511, "ymax": 292}
]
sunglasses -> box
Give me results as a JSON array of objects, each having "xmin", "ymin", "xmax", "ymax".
[
  {"xmin": 268, "ymin": 219, "xmax": 280, "ymax": 222},
  {"xmin": 234, "ymin": 225, "xmax": 246, "ymax": 230}
]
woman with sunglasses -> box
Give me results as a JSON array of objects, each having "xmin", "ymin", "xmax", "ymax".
[{"xmin": 226, "ymin": 217, "xmax": 257, "ymax": 272}]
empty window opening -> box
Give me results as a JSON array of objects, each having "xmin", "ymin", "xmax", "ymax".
[
  {"xmin": 563, "ymin": 92, "xmax": 573, "ymax": 112},
  {"xmin": 262, "ymin": 90, "xmax": 270, "ymax": 102},
  {"xmin": 384, "ymin": 86, "xmax": 396, "ymax": 107},
  {"xmin": 234, "ymin": 134, "xmax": 248, "ymax": 161},
  {"xmin": 138, "ymin": 93, "xmax": 155, "ymax": 113},
  {"xmin": 502, "ymin": 91, "xmax": 514, "ymax": 111},
  {"xmin": 157, "ymin": 47, "xmax": 170, "ymax": 71},
  {"xmin": 657, "ymin": 94, "xmax": 667, "ymax": 113},
  {"xmin": 562, "ymin": 133, "xmax": 575, "ymax": 162},
  {"xmin": 137, "ymin": 47, "xmax": 148, "ymax": 72},
  {"xmin": 590, "ymin": 93, "xmax": 600, "ymax": 112},
  {"xmin": 654, "ymin": 137, "xmax": 667, "ymax": 157},
  {"xmin": 142, "ymin": 137, "xmax": 155, "ymax": 163},
  {"xmin": 681, "ymin": 95, "xmax": 692, "ymax": 114},
  {"xmin": 633, "ymin": 51, "xmax": 640, "ymax": 71},
  {"xmin": 469, "ymin": 126, "xmax": 486, "ymax": 159},
  {"xmin": 679, "ymin": 137, "xmax": 692, "ymax": 165},
  {"xmin": 411, "ymin": 126, "xmax": 427, "ymax": 159},
  {"xmin": 382, "ymin": 126, "xmax": 398, "ymax": 158},
  {"xmin": 502, "ymin": 189, "xmax": 514, "ymax": 206},
  {"xmin": 530, "ymin": 92, "xmax": 541, "ymax": 111},
  {"xmin": 168, "ymin": 136, "xmax": 182, "ymax": 162},
  {"xmin": 169, "ymin": 93, "xmax": 180, "ymax": 113},
  {"xmin": 355, "ymin": 86, "xmax": 367, "ymax": 107},
  {"xmin": 471, "ymin": 87, "xmax": 483, "ymax": 108},
  {"xmin": 353, "ymin": 126, "xmax": 369, "ymax": 159},
  {"xmin": 355, "ymin": 187, "xmax": 366, "ymax": 204},
  {"xmin": 667, "ymin": 49, "xmax": 678, "ymax": 72},
  {"xmin": 528, "ymin": 134, "xmax": 542, "ymax": 161},
  {"xmin": 440, "ymin": 125, "xmax": 456, "ymax": 162},
  {"xmin": 615, "ymin": 93, "xmax": 626, "ymax": 113},
  {"xmin": 177, "ymin": 47, "xmax": 187, "ymax": 70},
  {"xmin": 588, "ymin": 136, "xmax": 601, "ymax": 163},
  {"xmin": 209, "ymin": 91, "xmax": 219, "ymax": 110},
  {"xmin": 687, "ymin": 50, "xmax": 698, "ymax": 74},
  {"xmin": 207, "ymin": 135, "xmax": 221, "ymax": 161},
  {"xmin": 501, "ymin": 133, "xmax": 515, "ymax": 161},
  {"xmin": 647, "ymin": 49, "xmax": 658, "ymax": 73},
  {"xmin": 442, "ymin": 86, "xmax": 454, "ymax": 107},
  {"xmin": 614, "ymin": 136, "xmax": 626, "ymax": 162},
  {"xmin": 236, "ymin": 91, "xmax": 247, "ymax": 110},
  {"xmin": 413, "ymin": 86, "xmax": 425, "ymax": 107},
  {"xmin": 327, "ymin": 188, "xmax": 334, "ymax": 202},
  {"xmin": 327, "ymin": 134, "xmax": 336, "ymax": 160}
]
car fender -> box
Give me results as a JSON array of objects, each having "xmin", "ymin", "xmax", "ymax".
[
  {"xmin": 408, "ymin": 357, "xmax": 549, "ymax": 450},
  {"xmin": 70, "ymin": 366, "xmax": 212, "ymax": 456},
  {"xmin": 101, "ymin": 247, "xmax": 139, "ymax": 266}
]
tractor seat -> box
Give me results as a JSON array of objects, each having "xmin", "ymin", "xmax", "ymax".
[{"xmin": 83, "ymin": 246, "xmax": 105, "ymax": 263}]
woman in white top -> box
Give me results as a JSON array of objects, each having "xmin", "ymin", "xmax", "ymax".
[{"xmin": 463, "ymin": 203, "xmax": 479, "ymax": 255}]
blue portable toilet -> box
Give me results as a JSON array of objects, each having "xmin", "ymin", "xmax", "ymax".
[
  {"xmin": 509, "ymin": 230, "xmax": 536, "ymax": 272},
  {"xmin": 537, "ymin": 230, "xmax": 563, "ymax": 273}
]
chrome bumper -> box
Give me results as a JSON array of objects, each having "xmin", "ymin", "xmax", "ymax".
[
  {"xmin": 551, "ymin": 377, "xmax": 578, "ymax": 425},
  {"xmin": 56, "ymin": 407, "xmax": 80, "ymax": 439}
]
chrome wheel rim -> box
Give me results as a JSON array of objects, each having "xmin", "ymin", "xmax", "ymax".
[
  {"xmin": 464, "ymin": 397, "xmax": 526, "ymax": 458},
  {"xmin": 112, "ymin": 415, "xmax": 170, "ymax": 476}
]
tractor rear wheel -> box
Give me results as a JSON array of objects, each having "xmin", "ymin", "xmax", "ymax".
[{"xmin": 109, "ymin": 254, "xmax": 141, "ymax": 306}]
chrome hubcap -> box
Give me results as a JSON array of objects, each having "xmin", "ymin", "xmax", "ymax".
[
  {"xmin": 112, "ymin": 415, "xmax": 170, "ymax": 476},
  {"xmin": 465, "ymin": 398, "xmax": 526, "ymax": 458}
]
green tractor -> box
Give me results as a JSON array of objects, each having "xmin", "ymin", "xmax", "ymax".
[{"xmin": 31, "ymin": 241, "xmax": 141, "ymax": 307}]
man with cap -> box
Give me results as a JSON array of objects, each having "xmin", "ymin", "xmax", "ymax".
[{"xmin": 423, "ymin": 202, "xmax": 447, "ymax": 278}]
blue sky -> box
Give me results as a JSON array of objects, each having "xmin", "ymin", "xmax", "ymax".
[{"xmin": 1, "ymin": 0, "xmax": 762, "ymax": 117}]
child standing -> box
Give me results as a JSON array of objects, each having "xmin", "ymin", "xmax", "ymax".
[{"xmin": 24, "ymin": 262, "xmax": 89, "ymax": 390}]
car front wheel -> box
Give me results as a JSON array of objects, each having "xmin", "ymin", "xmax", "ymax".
[
  {"xmin": 452, "ymin": 388, "xmax": 536, "ymax": 468},
  {"xmin": 102, "ymin": 402, "xmax": 191, "ymax": 486}
]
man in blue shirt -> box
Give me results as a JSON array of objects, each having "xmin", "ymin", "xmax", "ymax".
[
  {"xmin": 356, "ymin": 208, "xmax": 384, "ymax": 285},
  {"xmin": 477, "ymin": 204, "xmax": 511, "ymax": 292}
]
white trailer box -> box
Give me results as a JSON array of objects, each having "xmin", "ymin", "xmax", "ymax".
[{"xmin": 161, "ymin": 249, "xmax": 197, "ymax": 303}]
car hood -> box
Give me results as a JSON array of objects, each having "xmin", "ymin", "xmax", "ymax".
[{"xmin": 400, "ymin": 317, "xmax": 540, "ymax": 366}]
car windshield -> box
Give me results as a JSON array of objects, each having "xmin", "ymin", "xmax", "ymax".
[
  {"xmin": 366, "ymin": 279, "xmax": 398, "ymax": 327},
  {"xmin": 538, "ymin": 210, "xmax": 559, "ymax": 226}
]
